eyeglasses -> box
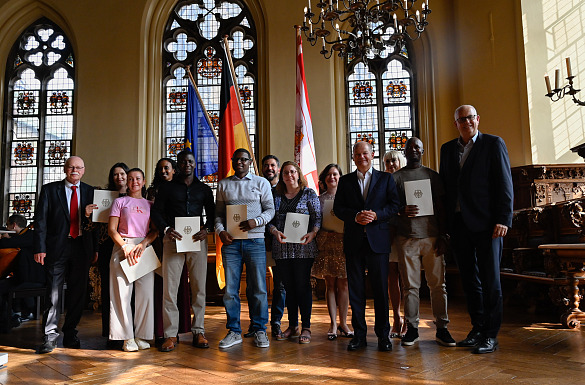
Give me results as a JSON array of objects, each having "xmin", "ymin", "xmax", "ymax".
[
  {"xmin": 456, "ymin": 115, "xmax": 477, "ymax": 124},
  {"xmin": 232, "ymin": 157, "xmax": 250, "ymax": 163},
  {"xmin": 66, "ymin": 166, "xmax": 85, "ymax": 171}
]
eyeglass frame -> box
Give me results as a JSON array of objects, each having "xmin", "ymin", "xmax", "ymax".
[
  {"xmin": 455, "ymin": 114, "xmax": 478, "ymax": 124},
  {"xmin": 231, "ymin": 157, "xmax": 251, "ymax": 163}
]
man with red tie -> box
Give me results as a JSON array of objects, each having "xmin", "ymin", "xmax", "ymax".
[{"xmin": 34, "ymin": 156, "xmax": 98, "ymax": 354}]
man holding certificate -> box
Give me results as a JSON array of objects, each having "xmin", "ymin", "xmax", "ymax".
[
  {"xmin": 151, "ymin": 150, "xmax": 215, "ymax": 352},
  {"xmin": 333, "ymin": 141, "xmax": 399, "ymax": 352},
  {"xmin": 391, "ymin": 137, "xmax": 454, "ymax": 348},
  {"xmin": 215, "ymin": 149, "xmax": 275, "ymax": 349}
]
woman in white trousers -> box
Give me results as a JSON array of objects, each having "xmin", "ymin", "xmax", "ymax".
[{"xmin": 108, "ymin": 168, "xmax": 158, "ymax": 351}]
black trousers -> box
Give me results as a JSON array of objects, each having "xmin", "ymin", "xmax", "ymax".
[
  {"xmin": 346, "ymin": 235, "xmax": 390, "ymax": 339},
  {"xmin": 42, "ymin": 237, "xmax": 90, "ymax": 341},
  {"xmin": 452, "ymin": 215, "xmax": 503, "ymax": 338},
  {"xmin": 276, "ymin": 258, "xmax": 314, "ymax": 329}
]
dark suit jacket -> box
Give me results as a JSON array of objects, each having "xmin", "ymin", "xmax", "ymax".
[
  {"xmin": 0, "ymin": 228, "xmax": 45, "ymax": 285},
  {"xmin": 439, "ymin": 131, "xmax": 514, "ymax": 233},
  {"xmin": 33, "ymin": 180, "xmax": 97, "ymax": 264},
  {"xmin": 333, "ymin": 168, "xmax": 399, "ymax": 255}
]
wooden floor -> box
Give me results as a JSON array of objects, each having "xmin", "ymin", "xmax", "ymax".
[{"xmin": 1, "ymin": 298, "xmax": 584, "ymax": 384}]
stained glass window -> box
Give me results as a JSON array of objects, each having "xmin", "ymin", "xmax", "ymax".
[
  {"xmin": 162, "ymin": 0, "xmax": 258, "ymax": 186},
  {"xmin": 346, "ymin": 42, "xmax": 416, "ymax": 171},
  {"xmin": 3, "ymin": 19, "xmax": 75, "ymax": 220}
]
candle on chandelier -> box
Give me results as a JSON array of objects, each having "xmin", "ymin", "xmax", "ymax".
[
  {"xmin": 304, "ymin": 7, "xmax": 307, "ymax": 23},
  {"xmin": 393, "ymin": 13, "xmax": 398, "ymax": 30},
  {"xmin": 322, "ymin": 37, "xmax": 326, "ymax": 50},
  {"xmin": 416, "ymin": 10, "xmax": 420, "ymax": 23},
  {"xmin": 544, "ymin": 75, "xmax": 552, "ymax": 94},
  {"xmin": 336, "ymin": 24, "xmax": 341, "ymax": 40},
  {"xmin": 566, "ymin": 57, "xmax": 573, "ymax": 78},
  {"xmin": 555, "ymin": 69, "xmax": 560, "ymax": 90},
  {"xmin": 308, "ymin": 0, "xmax": 311, "ymax": 12}
]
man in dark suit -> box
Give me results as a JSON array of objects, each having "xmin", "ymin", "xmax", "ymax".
[
  {"xmin": 33, "ymin": 156, "xmax": 98, "ymax": 354},
  {"xmin": 439, "ymin": 105, "xmax": 513, "ymax": 354},
  {"xmin": 334, "ymin": 141, "xmax": 399, "ymax": 352}
]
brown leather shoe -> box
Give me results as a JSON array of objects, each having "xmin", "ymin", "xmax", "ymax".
[
  {"xmin": 159, "ymin": 337, "xmax": 178, "ymax": 352},
  {"xmin": 192, "ymin": 332, "xmax": 209, "ymax": 349}
]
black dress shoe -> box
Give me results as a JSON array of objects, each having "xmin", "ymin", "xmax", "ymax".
[
  {"xmin": 243, "ymin": 330, "xmax": 256, "ymax": 338},
  {"xmin": 378, "ymin": 337, "xmax": 392, "ymax": 352},
  {"xmin": 63, "ymin": 335, "xmax": 81, "ymax": 349},
  {"xmin": 347, "ymin": 336, "xmax": 367, "ymax": 351},
  {"xmin": 36, "ymin": 340, "xmax": 57, "ymax": 354},
  {"xmin": 457, "ymin": 329, "xmax": 483, "ymax": 347},
  {"xmin": 473, "ymin": 337, "xmax": 498, "ymax": 354}
]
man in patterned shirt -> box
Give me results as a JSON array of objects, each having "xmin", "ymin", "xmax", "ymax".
[{"xmin": 215, "ymin": 148, "xmax": 275, "ymax": 349}]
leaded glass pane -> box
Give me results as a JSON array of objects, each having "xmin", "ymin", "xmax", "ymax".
[
  {"xmin": 3, "ymin": 19, "xmax": 75, "ymax": 222},
  {"xmin": 11, "ymin": 141, "xmax": 38, "ymax": 167},
  {"xmin": 12, "ymin": 118, "xmax": 39, "ymax": 140},
  {"xmin": 346, "ymin": 44, "xmax": 416, "ymax": 169},
  {"xmin": 163, "ymin": 0, "xmax": 258, "ymax": 172},
  {"xmin": 42, "ymin": 166, "xmax": 64, "ymax": 184},
  {"xmin": 8, "ymin": 193, "xmax": 35, "ymax": 220},
  {"xmin": 9, "ymin": 167, "xmax": 37, "ymax": 193}
]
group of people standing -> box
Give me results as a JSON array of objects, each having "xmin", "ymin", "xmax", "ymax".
[{"xmin": 32, "ymin": 104, "xmax": 512, "ymax": 357}]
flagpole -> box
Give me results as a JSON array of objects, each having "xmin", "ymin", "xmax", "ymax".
[
  {"xmin": 222, "ymin": 36, "xmax": 259, "ymax": 176},
  {"xmin": 185, "ymin": 65, "xmax": 220, "ymax": 144}
]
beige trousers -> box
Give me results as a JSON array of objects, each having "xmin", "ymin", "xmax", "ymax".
[
  {"xmin": 162, "ymin": 236, "xmax": 208, "ymax": 337},
  {"xmin": 109, "ymin": 237, "xmax": 154, "ymax": 340},
  {"xmin": 395, "ymin": 235, "xmax": 449, "ymax": 329}
]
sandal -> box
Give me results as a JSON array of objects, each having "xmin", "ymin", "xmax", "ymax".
[
  {"xmin": 278, "ymin": 326, "xmax": 299, "ymax": 340},
  {"xmin": 299, "ymin": 329, "xmax": 311, "ymax": 344},
  {"xmin": 337, "ymin": 325, "xmax": 354, "ymax": 338},
  {"xmin": 327, "ymin": 329, "xmax": 337, "ymax": 341},
  {"xmin": 389, "ymin": 317, "xmax": 407, "ymax": 338}
]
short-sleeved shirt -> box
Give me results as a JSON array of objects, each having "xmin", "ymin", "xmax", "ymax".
[
  {"xmin": 110, "ymin": 196, "xmax": 153, "ymax": 238},
  {"xmin": 392, "ymin": 166, "xmax": 444, "ymax": 238}
]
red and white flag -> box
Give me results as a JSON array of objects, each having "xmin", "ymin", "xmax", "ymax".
[{"xmin": 294, "ymin": 26, "xmax": 319, "ymax": 194}]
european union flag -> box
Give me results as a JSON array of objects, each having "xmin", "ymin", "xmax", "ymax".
[{"xmin": 185, "ymin": 81, "xmax": 218, "ymax": 179}]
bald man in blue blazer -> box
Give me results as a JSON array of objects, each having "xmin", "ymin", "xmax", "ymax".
[
  {"xmin": 334, "ymin": 141, "xmax": 399, "ymax": 352},
  {"xmin": 439, "ymin": 105, "xmax": 513, "ymax": 354}
]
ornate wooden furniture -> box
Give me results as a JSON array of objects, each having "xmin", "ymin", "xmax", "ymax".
[
  {"xmin": 503, "ymin": 164, "xmax": 585, "ymax": 327},
  {"xmin": 512, "ymin": 164, "xmax": 585, "ymax": 209},
  {"xmin": 538, "ymin": 244, "xmax": 585, "ymax": 329}
]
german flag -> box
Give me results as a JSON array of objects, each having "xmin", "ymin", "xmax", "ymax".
[{"xmin": 218, "ymin": 44, "xmax": 253, "ymax": 178}]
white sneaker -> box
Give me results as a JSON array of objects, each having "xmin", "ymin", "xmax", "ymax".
[
  {"xmin": 123, "ymin": 338, "xmax": 139, "ymax": 352},
  {"xmin": 254, "ymin": 331, "xmax": 270, "ymax": 348},
  {"xmin": 219, "ymin": 331, "xmax": 242, "ymax": 349},
  {"xmin": 134, "ymin": 338, "xmax": 151, "ymax": 350}
]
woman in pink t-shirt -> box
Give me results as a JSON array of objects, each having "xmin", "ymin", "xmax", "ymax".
[{"xmin": 108, "ymin": 168, "xmax": 158, "ymax": 352}]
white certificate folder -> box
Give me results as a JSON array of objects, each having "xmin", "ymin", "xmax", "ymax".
[
  {"xmin": 175, "ymin": 217, "xmax": 201, "ymax": 252},
  {"xmin": 403, "ymin": 179, "xmax": 434, "ymax": 216},
  {"xmin": 93, "ymin": 190, "xmax": 119, "ymax": 223},
  {"xmin": 120, "ymin": 246, "xmax": 161, "ymax": 283},
  {"xmin": 283, "ymin": 213, "xmax": 310, "ymax": 243},
  {"xmin": 226, "ymin": 205, "xmax": 248, "ymax": 239}
]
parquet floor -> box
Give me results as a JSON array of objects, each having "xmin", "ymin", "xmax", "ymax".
[{"xmin": 1, "ymin": 298, "xmax": 584, "ymax": 384}]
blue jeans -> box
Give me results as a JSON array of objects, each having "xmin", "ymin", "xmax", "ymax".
[
  {"xmin": 271, "ymin": 264, "xmax": 286, "ymax": 327},
  {"xmin": 222, "ymin": 239, "xmax": 268, "ymax": 333}
]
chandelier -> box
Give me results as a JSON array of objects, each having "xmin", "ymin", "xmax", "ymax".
[{"xmin": 301, "ymin": 0, "xmax": 431, "ymax": 63}]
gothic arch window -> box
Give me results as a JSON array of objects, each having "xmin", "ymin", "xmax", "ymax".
[
  {"xmin": 346, "ymin": 44, "xmax": 416, "ymax": 171},
  {"xmin": 3, "ymin": 19, "xmax": 75, "ymax": 220},
  {"xmin": 162, "ymin": 0, "xmax": 257, "ymax": 181}
]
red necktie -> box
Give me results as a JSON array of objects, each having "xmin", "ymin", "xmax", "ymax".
[{"xmin": 70, "ymin": 185, "xmax": 79, "ymax": 238}]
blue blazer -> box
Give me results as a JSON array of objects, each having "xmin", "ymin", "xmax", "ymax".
[
  {"xmin": 439, "ymin": 132, "xmax": 514, "ymax": 233},
  {"xmin": 333, "ymin": 168, "xmax": 399, "ymax": 255}
]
